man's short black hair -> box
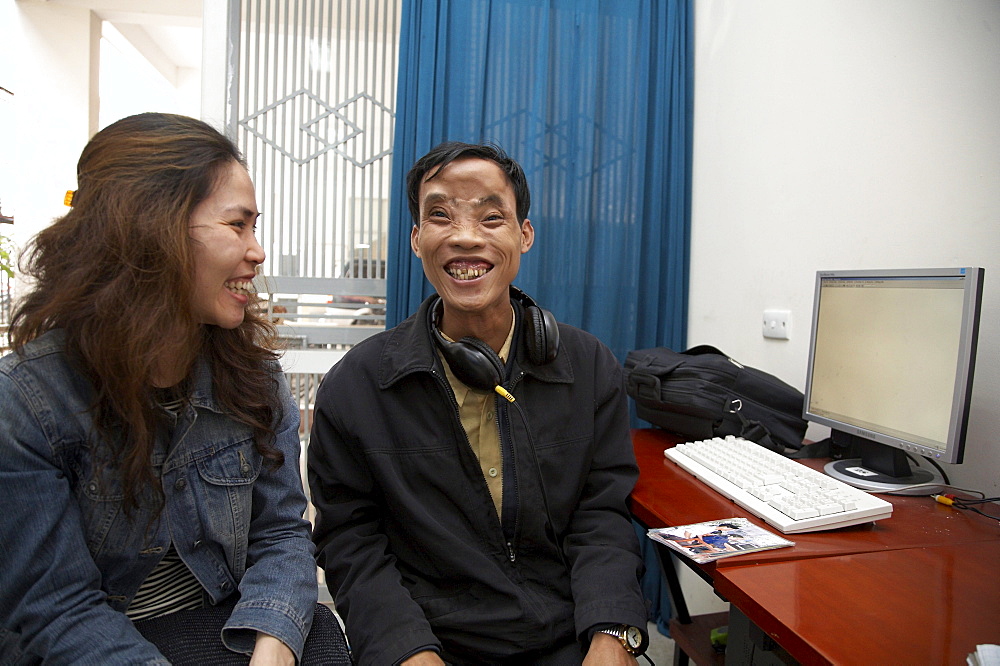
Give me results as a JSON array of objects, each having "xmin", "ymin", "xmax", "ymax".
[{"xmin": 406, "ymin": 141, "xmax": 531, "ymax": 226}]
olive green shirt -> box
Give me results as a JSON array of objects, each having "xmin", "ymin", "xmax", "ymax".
[{"xmin": 439, "ymin": 310, "xmax": 516, "ymax": 519}]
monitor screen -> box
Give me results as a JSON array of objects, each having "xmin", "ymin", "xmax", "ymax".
[{"xmin": 803, "ymin": 267, "xmax": 983, "ymax": 491}]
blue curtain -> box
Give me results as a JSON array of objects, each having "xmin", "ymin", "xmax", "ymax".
[{"xmin": 387, "ymin": 0, "xmax": 693, "ymax": 367}]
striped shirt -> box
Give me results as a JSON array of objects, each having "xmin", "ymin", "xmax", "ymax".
[{"xmin": 126, "ymin": 543, "xmax": 205, "ymax": 620}]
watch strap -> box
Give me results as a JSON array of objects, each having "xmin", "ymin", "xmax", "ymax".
[{"xmin": 597, "ymin": 624, "xmax": 645, "ymax": 655}]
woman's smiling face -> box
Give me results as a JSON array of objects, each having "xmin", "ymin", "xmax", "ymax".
[{"xmin": 188, "ymin": 161, "xmax": 265, "ymax": 329}]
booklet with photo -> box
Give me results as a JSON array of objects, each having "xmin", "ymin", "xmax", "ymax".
[{"xmin": 647, "ymin": 517, "xmax": 795, "ymax": 564}]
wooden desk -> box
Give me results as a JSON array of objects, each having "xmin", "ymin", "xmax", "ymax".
[
  {"xmin": 629, "ymin": 428, "xmax": 1000, "ymax": 665},
  {"xmin": 630, "ymin": 428, "xmax": 999, "ymax": 566},
  {"xmin": 714, "ymin": 542, "xmax": 1000, "ymax": 665}
]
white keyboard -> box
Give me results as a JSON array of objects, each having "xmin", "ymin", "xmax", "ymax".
[{"xmin": 665, "ymin": 436, "xmax": 893, "ymax": 533}]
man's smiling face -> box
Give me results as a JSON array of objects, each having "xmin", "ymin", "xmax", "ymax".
[{"xmin": 411, "ymin": 157, "xmax": 533, "ymax": 331}]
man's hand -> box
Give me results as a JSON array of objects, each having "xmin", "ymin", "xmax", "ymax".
[
  {"xmin": 401, "ymin": 650, "xmax": 446, "ymax": 665},
  {"xmin": 583, "ymin": 632, "xmax": 639, "ymax": 666},
  {"xmin": 249, "ymin": 632, "xmax": 295, "ymax": 666}
]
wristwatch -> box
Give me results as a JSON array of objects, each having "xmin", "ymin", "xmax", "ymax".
[{"xmin": 598, "ymin": 624, "xmax": 646, "ymax": 655}]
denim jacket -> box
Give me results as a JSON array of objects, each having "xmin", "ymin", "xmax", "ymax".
[{"xmin": 0, "ymin": 330, "xmax": 317, "ymax": 664}]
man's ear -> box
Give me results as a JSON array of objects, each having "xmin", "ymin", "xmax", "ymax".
[
  {"xmin": 410, "ymin": 224, "xmax": 421, "ymax": 257},
  {"xmin": 520, "ymin": 219, "xmax": 535, "ymax": 254}
]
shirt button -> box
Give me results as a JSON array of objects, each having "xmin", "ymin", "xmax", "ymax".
[
  {"xmin": 488, "ymin": 467, "xmax": 499, "ymax": 478},
  {"xmin": 486, "ymin": 411, "xmax": 494, "ymax": 420},
  {"xmin": 174, "ymin": 478, "xmax": 187, "ymax": 491}
]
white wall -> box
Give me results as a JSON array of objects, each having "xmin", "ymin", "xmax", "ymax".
[
  {"xmin": 200, "ymin": 0, "xmax": 231, "ymax": 130},
  {"xmin": 689, "ymin": 0, "xmax": 1000, "ymax": 494},
  {"xmin": 8, "ymin": 1, "xmax": 203, "ymax": 266},
  {"xmin": 8, "ymin": 2, "xmax": 98, "ymax": 253}
]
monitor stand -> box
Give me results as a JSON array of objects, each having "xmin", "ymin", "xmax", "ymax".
[{"xmin": 823, "ymin": 436, "xmax": 943, "ymax": 495}]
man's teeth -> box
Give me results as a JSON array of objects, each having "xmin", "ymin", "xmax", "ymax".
[
  {"xmin": 447, "ymin": 267, "xmax": 489, "ymax": 280},
  {"xmin": 225, "ymin": 280, "xmax": 256, "ymax": 296}
]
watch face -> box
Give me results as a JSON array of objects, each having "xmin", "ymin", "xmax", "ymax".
[{"xmin": 625, "ymin": 626, "xmax": 642, "ymax": 648}]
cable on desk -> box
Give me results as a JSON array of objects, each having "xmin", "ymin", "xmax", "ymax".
[
  {"xmin": 885, "ymin": 483, "xmax": 985, "ymax": 499},
  {"xmin": 938, "ymin": 495, "xmax": 1000, "ymax": 522},
  {"xmin": 883, "ymin": 484, "xmax": 1000, "ymax": 523}
]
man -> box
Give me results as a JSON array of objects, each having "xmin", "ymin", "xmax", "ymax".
[{"xmin": 308, "ymin": 142, "xmax": 648, "ymax": 665}]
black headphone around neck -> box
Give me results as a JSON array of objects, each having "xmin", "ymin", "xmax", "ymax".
[{"xmin": 429, "ymin": 286, "xmax": 559, "ymax": 395}]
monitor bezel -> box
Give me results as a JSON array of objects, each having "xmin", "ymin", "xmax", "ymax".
[{"xmin": 802, "ymin": 266, "xmax": 984, "ymax": 466}]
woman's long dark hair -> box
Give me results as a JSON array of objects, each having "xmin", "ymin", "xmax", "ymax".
[{"xmin": 11, "ymin": 112, "xmax": 285, "ymax": 512}]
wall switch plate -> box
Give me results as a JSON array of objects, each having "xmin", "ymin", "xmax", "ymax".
[{"xmin": 763, "ymin": 309, "xmax": 791, "ymax": 340}]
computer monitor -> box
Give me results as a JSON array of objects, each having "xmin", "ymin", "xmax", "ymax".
[{"xmin": 803, "ymin": 267, "xmax": 984, "ymax": 493}]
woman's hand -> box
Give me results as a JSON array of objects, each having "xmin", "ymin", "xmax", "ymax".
[{"xmin": 249, "ymin": 632, "xmax": 295, "ymax": 666}]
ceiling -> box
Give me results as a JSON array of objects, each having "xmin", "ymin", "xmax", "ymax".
[{"xmin": 45, "ymin": 0, "xmax": 203, "ymax": 83}]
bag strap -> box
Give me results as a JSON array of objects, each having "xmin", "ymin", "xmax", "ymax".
[
  {"xmin": 729, "ymin": 401, "xmax": 784, "ymax": 454},
  {"xmin": 625, "ymin": 355, "xmax": 664, "ymax": 400},
  {"xmin": 728, "ymin": 398, "xmax": 830, "ymax": 459}
]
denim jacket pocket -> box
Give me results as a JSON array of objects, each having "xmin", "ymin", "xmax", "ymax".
[
  {"xmin": 193, "ymin": 439, "xmax": 262, "ymax": 574},
  {"xmin": 195, "ymin": 439, "xmax": 262, "ymax": 486}
]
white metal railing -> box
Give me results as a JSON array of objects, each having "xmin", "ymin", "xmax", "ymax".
[{"xmin": 230, "ymin": 0, "xmax": 400, "ymax": 350}]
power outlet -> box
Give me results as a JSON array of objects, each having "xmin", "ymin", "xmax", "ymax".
[{"xmin": 763, "ymin": 310, "xmax": 790, "ymax": 340}]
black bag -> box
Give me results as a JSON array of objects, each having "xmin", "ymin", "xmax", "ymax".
[{"xmin": 624, "ymin": 345, "xmax": 809, "ymax": 455}]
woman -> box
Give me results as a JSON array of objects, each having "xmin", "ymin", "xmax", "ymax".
[{"xmin": 0, "ymin": 113, "xmax": 333, "ymax": 664}]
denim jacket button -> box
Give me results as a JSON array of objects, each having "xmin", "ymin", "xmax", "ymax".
[
  {"xmin": 174, "ymin": 477, "xmax": 187, "ymax": 491},
  {"xmin": 193, "ymin": 539, "xmax": 202, "ymax": 549},
  {"xmin": 220, "ymin": 580, "xmax": 231, "ymax": 591}
]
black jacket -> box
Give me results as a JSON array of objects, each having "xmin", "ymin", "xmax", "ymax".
[{"xmin": 308, "ymin": 295, "xmax": 647, "ymax": 665}]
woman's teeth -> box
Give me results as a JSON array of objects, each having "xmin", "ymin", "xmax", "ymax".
[{"xmin": 225, "ymin": 280, "xmax": 255, "ymax": 296}]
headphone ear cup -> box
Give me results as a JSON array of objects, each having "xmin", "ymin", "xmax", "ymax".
[
  {"xmin": 524, "ymin": 306, "xmax": 560, "ymax": 365},
  {"xmin": 434, "ymin": 329, "xmax": 505, "ymax": 392}
]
